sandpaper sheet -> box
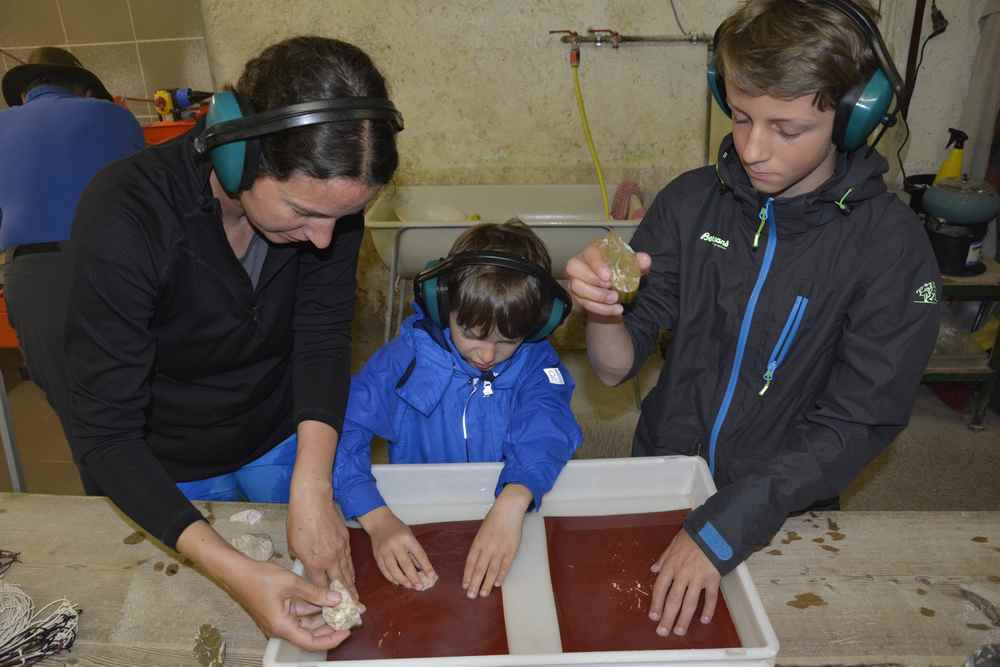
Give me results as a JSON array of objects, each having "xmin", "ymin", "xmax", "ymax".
[
  {"xmin": 544, "ymin": 510, "xmax": 743, "ymax": 652},
  {"xmin": 328, "ymin": 520, "xmax": 508, "ymax": 660}
]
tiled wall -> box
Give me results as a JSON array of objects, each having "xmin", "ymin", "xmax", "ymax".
[{"xmin": 0, "ymin": 0, "xmax": 214, "ymax": 123}]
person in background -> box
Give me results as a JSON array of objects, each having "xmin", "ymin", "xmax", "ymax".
[
  {"xmin": 334, "ymin": 220, "xmax": 583, "ymax": 598},
  {"xmin": 64, "ymin": 37, "xmax": 400, "ymax": 651},
  {"xmin": 0, "ymin": 47, "xmax": 144, "ymax": 438},
  {"xmin": 566, "ymin": 0, "xmax": 940, "ymax": 640}
]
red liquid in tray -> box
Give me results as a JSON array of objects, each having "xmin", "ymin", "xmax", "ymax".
[
  {"xmin": 327, "ymin": 520, "xmax": 509, "ymax": 660},
  {"xmin": 328, "ymin": 511, "xmax": 742, "ymax": 660},
  {"xmin": 544, "ymin": 510, "xmax": 743, "ymax": 652}
]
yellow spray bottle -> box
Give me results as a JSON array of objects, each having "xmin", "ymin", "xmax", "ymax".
[{"xmin": 933, "ymin": 128, "xmax": 968, "ymax": 184}]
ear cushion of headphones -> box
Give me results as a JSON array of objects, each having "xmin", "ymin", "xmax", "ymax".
[
  {"xmin": 706, "ymin": 55, "xmax": 732, "ymax": 117},
  {"xmin": 526, "ymin": 294, "xmax": 569, "ymax": 342},
  {"xmin": 833, "ymin": 68, "xmax": 893, "ymax": 152},
  {"xmin": 205, "ymin": 92, "xmax": 248, "ymax": 194},
  {"xmin": 414, "ymin": 259, "xmax": 447, "ymax": 327}
]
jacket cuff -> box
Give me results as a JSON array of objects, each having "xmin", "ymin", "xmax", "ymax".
[
  {"xmin": 495, "ymin": 467, "xmax": 544, "ymax": 511},
  {"xmin": 684, "ymin": 508, "xmax": 740, "ymax": 577},
  {"xmin": 336, "ymin": 480, "xmax": 386, "ymax": 520}
]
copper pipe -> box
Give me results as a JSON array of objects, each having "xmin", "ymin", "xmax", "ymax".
[{"xmin": 558, "ymin": 32, "xmax": 712, "ymax": 46}]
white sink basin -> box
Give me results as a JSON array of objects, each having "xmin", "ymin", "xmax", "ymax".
[
  {"xmin": 366, "ymin": 185, "xmax": 638, "ymax": 279},
  {"xmin": 365, "ymin": 185, "xmax": 640, "ymax": 342}
]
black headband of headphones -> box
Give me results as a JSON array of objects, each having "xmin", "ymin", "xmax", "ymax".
[
  {"xmin": 414, "ymin": 250, "xmax": 572, "ymax": 342},
  {"xmin": 814, "ymin": 0, "xmax": 904, "ymax": 95},
  {"xmin": 192, "ymin": 97, "xmax": 404, "ymax": 155},
  {"xmin": 420, "ymin": 251, "xmax": 566, "ymax": 295}
]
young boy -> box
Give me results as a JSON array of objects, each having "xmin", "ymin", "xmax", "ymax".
[
  {"xmin": 567, "ymin": 0, "xmax": 940, "ymax": 639},
  {"xmin": 334, "ymin": 220, "xmax": 582, "ymax": 598}
]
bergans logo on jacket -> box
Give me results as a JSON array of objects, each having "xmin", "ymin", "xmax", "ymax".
[
  {"xmin": 623, "ymin": 135, "xmax": 941, "ymax": 577},
  {"xmin": 699, "ymin": 232, "xmax": 730, "ymax": 250}
]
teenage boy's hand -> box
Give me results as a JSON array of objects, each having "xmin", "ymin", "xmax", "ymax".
[
  {"xmin": 463, "ymin": 484, "xmax": 532, "ymax": 598},
  {"xmin": 648, "ymin": 528, "xmax": 721, "ymax": 637},
  {"xmin": 565, "ymin": 240, "xmax": 651, "ymax": 317},
  {"xmin": 359, "ymin": 506, "xmax": 437, "ymax": 590}
]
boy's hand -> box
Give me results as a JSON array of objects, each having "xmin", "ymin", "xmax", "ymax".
[
  {"xmin": 463, "ymin": 483, "xmax": 532, "ymax": 598},
  {"xmin": 565, "ymin": 240, "xmax": 651, "ymax": 317},
  {"xmin": 648, "ymin": 528, "xmax": 721, "ymax": 637},
  {"xmin": 358, "ymin": 506, "xmax": 437, "ymax": 590}
]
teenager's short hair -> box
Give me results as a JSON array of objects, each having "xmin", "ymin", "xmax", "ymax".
[
  {"xmin": 715, "ymin": 0, "xmax": 880, "ymax": 111},
  {"xmin": 446, "ymin": 219, "xmax": 552, "ymax": 341}
]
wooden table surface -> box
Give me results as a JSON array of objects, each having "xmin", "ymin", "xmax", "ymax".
[{"xmin": 1, "ymin": 493, "xmax": 998, "ymax": 666}]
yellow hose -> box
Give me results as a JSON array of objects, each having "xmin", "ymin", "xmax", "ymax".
[{"xmin": 572, "ymin": 66, "xmax": 611, "ymax": 220}]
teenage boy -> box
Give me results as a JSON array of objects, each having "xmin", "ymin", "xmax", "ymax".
[{"xmin": 566, "ymin": 0, "xmax": 940, "ymax": 639}]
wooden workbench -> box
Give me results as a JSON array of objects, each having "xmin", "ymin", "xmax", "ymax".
[{"xmin": 1, "ymin": 493, "xmax": 998, "ymax": 666}]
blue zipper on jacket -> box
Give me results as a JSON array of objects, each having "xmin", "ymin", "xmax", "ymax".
[
  {"xmin": 707, "ymin": 197, "xmax": 777, "ymax": 475},
  {"xmin": 759, "ymin": 296, "xmax": 809, "ymax": 396}
]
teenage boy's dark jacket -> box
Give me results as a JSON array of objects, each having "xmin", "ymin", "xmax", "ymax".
[
  {"xmin": 624, "ymin": 136, "xmax": 941, "ymax": 575},
  {"xmin": 65, "ymin": 123, "xmax": 362, "ymax": 549}
]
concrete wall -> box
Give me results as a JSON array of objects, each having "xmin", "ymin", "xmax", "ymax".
[
  {"xmin": 889, "ymin": 0, "xmax": 991, "ymax": 178},
  {"xmin": 201, "ymin": 0, "xmax": 741, "ymax": 197},
  {"xmin": 200, "ymin": 1, "xmax": 990, "ymax": 188},
  {"xmin": 198, "ymin": 0, "xmax": 992, "ymax": 347}
]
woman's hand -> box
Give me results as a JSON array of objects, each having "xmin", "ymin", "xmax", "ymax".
[
  {"xmin": 288, "ymin": 420, "xmax": 356, "ymax": 597},
  {"xmin": 565, "ymin": 240, "xmax": 651, "ymax": 318},
  {"xmin": 288, "ymin": 476, "xmax": 356, "ymax": 598},
  {"xmin": 359, "ymin": 506, "xmax": 437, "ymax": 590},
  {"xmin": 178, "ymin": 520, "xmax": 349, "ymax": 651},
  {"xmin": 462, "ymin": 484, "xmax": 532, "ymax": 598}
]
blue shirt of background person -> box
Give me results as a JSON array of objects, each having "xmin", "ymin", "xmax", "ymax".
[
  {"xmin": 333, "ymin": 220, "xmax": 583, "ymax": 599},
  {"xmin": 0, "ymin": 84, "xmax": 144, "ymax": 248}
]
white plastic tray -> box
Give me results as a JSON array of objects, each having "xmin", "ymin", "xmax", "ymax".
[{"xmin": 263, "ymin": 457, "xmax": 778, "ymax": 667}]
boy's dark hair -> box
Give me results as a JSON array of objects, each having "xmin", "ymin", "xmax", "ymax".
[
  {"xmin": 235, "ymin": 36, "xmax": 398, "ymax": 185},
  {"xmin": 715, "ymin": 0, "xmax": 880, "ymax": 111},
  {"xmin": 446, "ymin": 219, "xmax": 553, "ymax": 341}
]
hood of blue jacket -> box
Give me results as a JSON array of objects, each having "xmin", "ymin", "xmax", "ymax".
[{"xmin": 394, "ymin": 304, "xmax": 562, "ymax": 416}]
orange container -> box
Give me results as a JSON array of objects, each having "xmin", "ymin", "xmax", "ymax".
[
  {"xmin": 143, "ymin": 120, "xmax": 197, "ymax": 146},
  {"xmin": 0, "ymin": 289, "xmax": 20, "ymax": 349}
]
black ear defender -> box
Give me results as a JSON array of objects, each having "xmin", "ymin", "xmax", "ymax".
[
  {"xmin": 192, "ymin": 91, "xmax": 404, "ymax": 194},
  {"xmin": 413, "ymin": 251, "xmax": 572, "ymax": 343},
  {"xmin": 707, "ymin": 0, "xmax": 905, "ymax": 153}
]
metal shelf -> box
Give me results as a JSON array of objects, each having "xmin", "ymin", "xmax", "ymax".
[
  {"xmin": 923, "ymin": 257, "xmax": 999, "ymax": 429},
  {"xmin": 923, "ymin": 353, "xmax": 994, "ymax": 382},
  {"xmin": 940, "ymin": 257, "xmax": 1000, "ymax": 300}
]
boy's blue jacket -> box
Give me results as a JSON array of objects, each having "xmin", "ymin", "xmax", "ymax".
[{"xmin": 333, "ymin": 306, "xmax": 582, "ymax": 519}]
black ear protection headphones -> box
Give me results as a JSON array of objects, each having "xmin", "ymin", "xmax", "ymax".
[
  {"xmin": 413, "ymin": 251, "xmax": 572, "ymax": 343},
  {"xmin": 707, "ymin": 0, "xmax": 905, "ymax": 153},
  {"xmin": 192, "ymin": 91, "xmax": 404, "ymax": 194}
]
